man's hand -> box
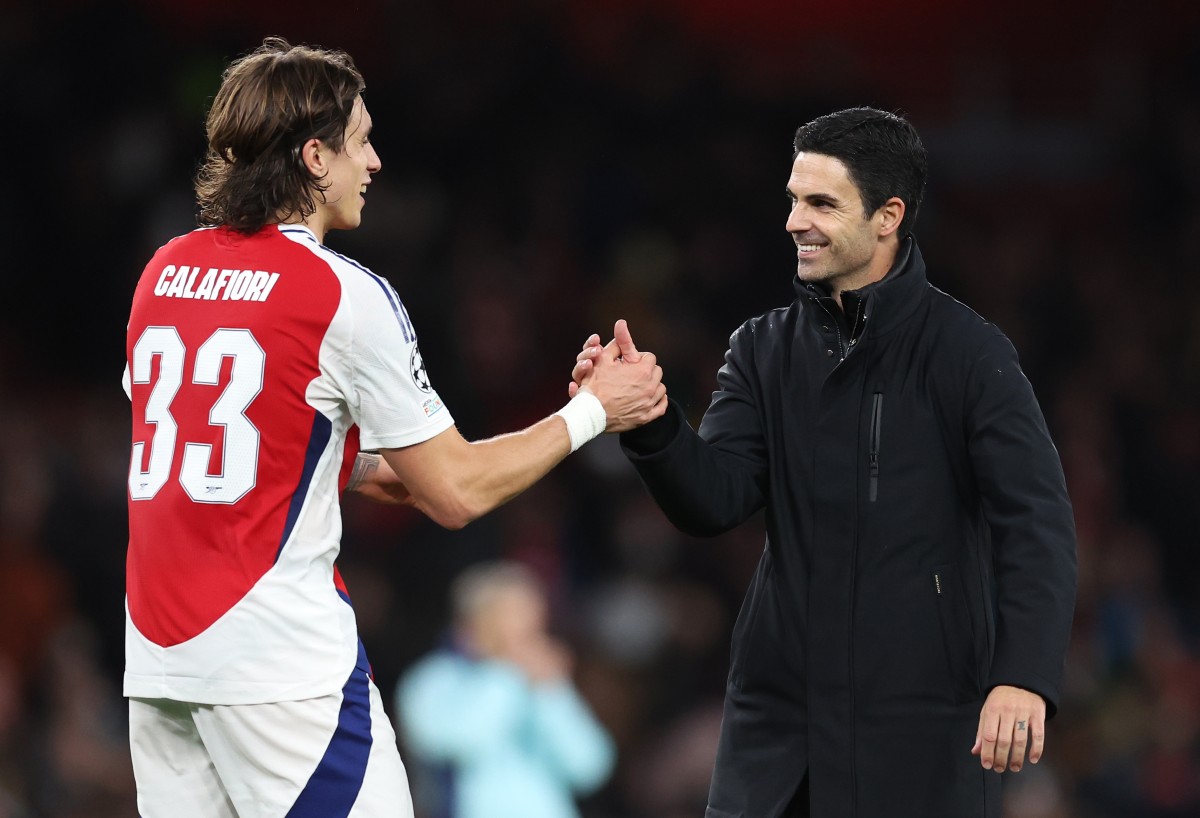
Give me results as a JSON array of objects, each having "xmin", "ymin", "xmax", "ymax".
[
  {"xmin": 972, "ymin": 685, "xmax": 1047, "ymax": 773},
  {"xmin": 568, "ymin": 318, "xmax": 641, "ymax": 398},
  {"xmin": 570, "ymin": 320, "xmax": 667, "ymax": 432}
]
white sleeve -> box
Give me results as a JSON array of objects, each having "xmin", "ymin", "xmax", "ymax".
[
  {"xmin": 339, "ymin": 273, "xmax": 455, "ymax": 450},
  {"xmin": 122, "ymin": 363, "xmax": 132, "ymax": 400}
]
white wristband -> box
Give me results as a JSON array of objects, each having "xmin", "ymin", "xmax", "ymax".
[{"xmin": 554, "ymin": 391, "xmax": 607, "ymax": 453}]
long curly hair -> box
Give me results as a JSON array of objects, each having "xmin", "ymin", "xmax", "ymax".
[{"xmin": 195, "ymin": 37, "xmax": 365, "ymax": 233}]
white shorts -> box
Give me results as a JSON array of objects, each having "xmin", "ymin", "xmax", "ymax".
[{"xmin": 129, "ymin": 652, "xmax": 414, "ymax": 818}]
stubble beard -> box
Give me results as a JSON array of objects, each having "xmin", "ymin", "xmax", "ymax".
[
  {"xmin": 794, "ymin": 243, "xmax": 876, "ymax": 295},
  {"xmin": 794, "ymin": 250, "xmax": 844, "ymax": 287}
]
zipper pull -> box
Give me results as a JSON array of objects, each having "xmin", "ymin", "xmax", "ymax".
[{"xmin": 869, "ymin": 453, "xmax": 879, "ymax": 502}]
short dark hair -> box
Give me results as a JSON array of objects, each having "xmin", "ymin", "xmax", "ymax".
[
  {"xmin": 792, "ymin": 107, "xmax": 928, "ymax": 239},
  {"xmin": 195, "ymin": 37, "xmax": 366, "ymax": 233}
]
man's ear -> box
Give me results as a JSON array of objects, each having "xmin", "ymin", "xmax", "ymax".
[
  {"xmin": 298, "ymin": 137, "xmax": 327, "ymax": 178},
  {"xmin": 877, "ymin": 197, "xmax": 906, "ymax": 238}
]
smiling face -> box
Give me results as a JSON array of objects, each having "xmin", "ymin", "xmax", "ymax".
[
  {"xmin": 300, "ymin": 95, "xmax": 381, "ymax": 239},
  {"xmin": 785, "ymin": 151, "xmax": 903, "ymax": 299}
]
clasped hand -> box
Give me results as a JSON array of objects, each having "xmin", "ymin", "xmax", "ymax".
[{"xmin": 570, "ymin": 319, "xmax": 668, "ymax": 433}]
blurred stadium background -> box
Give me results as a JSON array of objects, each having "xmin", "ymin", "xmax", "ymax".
[{"xmin": 3, "ymin": 1, "xmax": 1200, "ymax": 816}]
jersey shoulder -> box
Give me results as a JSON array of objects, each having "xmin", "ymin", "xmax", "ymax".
[{"xmin": 279, "ymin": 228, "xmax": 417, "ymax": 342}]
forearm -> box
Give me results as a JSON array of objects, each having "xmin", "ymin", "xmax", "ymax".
[
  {"xmin": 622, "ymin": 400, "xmax": 765, "ymax": 535},
  {"xmin": 984, "ymin": 464, "xmax": 1077, "ymax": 714},
  {"xmin": 345, "ymin": 452, "xmax": 414, "ymax": 505},
  {"xmin": 381, "ymin": 414, "xmax": 574, "ymax": 530},
  {"xmin": 450, "ymin": 417, "xmax": 573, "ymax": 520}
]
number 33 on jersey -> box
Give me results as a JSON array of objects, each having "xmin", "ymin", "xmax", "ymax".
[{"xmin": 128, "ymin": 326, "xmax": 263, "ymax": 503}]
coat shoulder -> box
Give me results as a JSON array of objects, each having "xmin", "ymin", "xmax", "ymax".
[
  {"xmin": 923, "ymin": 284, "xmax": 1010, "ymax": 360},
  {"xmin": 735, "ymin": 302, "xmax": 802, "ymax": 345}
]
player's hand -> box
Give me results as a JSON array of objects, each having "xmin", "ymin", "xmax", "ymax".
[
  {"xmin": 568, "ymin": 319, "xmax": 642, "ymax": 398},
  {"xmin": 971, "ymin": 685, "xmax": 1047, "ymax": 773},
  {"xmin": 576, "ymin": 320, "xmax": 666, "ymax": 432},
  {"xmin": 345, "ymin": 452, "xmax": 416, "ymax": 507}
]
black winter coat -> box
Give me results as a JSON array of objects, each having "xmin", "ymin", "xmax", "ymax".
[{"xmin": 621, "ymin": 241, "xmax": 1077, "ymax": 818}]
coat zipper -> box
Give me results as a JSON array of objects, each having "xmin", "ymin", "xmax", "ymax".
[
  {"xmin": 847, "ymin": 300, "xmax": 865, "ymax": 353},
  {"xmin": 868, "ymin": 392, "xmax": 883, "ymax": 502},
  {"xmin": 814, "ymin": 295, "xmax": 867, "ymax": 363},
  {"xmin": 818, "ymin": 302, "xmax": 847, "ymax": 359}
]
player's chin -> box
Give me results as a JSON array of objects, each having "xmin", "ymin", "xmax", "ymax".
[{"xmin": 337, "ymin": 210, "xmax": 365, "ymax": 231}]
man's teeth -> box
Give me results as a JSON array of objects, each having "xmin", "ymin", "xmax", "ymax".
[{"xmin": 798, "ymin": 244, "xmax": 822, "ymax": 252}]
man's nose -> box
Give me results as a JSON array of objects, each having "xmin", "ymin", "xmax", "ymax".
[{"xmin": 786, "ymin": 205, "xmax": 810, "ymax": 233}]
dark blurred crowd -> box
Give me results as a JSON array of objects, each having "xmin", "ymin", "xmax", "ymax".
[{"xmin": 2, "ymin": 1, "xmax": 1199, "ymax": 816}]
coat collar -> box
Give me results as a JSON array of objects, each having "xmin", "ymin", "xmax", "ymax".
[{"xmin": 793, "ymin": 237, "xmax": 928, "ymax": 336}]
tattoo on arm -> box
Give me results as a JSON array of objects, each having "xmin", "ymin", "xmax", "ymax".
[{"xmin": 347, "ymin": 452, "xmax": 381, "ymax": 491}]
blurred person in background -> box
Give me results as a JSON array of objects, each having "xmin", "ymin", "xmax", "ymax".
[
  {"xmin": 572, "ymin": 107, "xmax": 1078, "ymax": 818},
  {"xmin": 397, "ymin": 561, "xmax": 614, "ymax": 818},
  {"xmin": 121, "ymin": 36, "xmax": 664, "ymax": 818}
]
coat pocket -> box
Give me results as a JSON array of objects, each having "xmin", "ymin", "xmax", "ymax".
[
  {"xmin": 868, "ymin": 391, "xmax": 882, "ymax": 502},
  {"xmin": 932, "ymin": 563, "xmax": 980, "ymax": 704}
]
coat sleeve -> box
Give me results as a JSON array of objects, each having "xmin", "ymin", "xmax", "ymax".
[
  {"xmin": 620, "ymin": 326, "xmax": 769, "ymax": 536},
  {"xmin": 965, "ymin": 333, "xmax": 1077, "ymax": 717}
]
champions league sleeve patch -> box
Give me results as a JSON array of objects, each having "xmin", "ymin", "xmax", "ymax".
[
  {"xmin": 410, "ymin": 343, "xmax": 444, "ymax": 418},
  {"xmin": 410, "ymin": 344, "xmax": 432, "ymax": 393}
]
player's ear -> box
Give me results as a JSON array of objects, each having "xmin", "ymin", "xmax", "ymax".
[{"xmin": 299, "ymin": 138, "xmax": 327, "ymax": 178}]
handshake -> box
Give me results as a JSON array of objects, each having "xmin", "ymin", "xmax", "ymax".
[{"xmin": 566, "ymin": 318, "xmax": 668, "ymax": 435}]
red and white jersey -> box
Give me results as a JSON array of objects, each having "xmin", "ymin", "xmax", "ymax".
[{"xmin": 123, "ymin": 224, "xmax": 453, "ymax": 704}]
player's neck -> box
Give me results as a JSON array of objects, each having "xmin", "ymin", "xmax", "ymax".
[{"xmin": 279, "ymin": 212, "xmax": 329, "ymax": 244}]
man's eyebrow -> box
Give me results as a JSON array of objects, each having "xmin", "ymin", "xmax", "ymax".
[{"xmin": 785, "ymin": 188, "xmax": 844, "ymax": 204}]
